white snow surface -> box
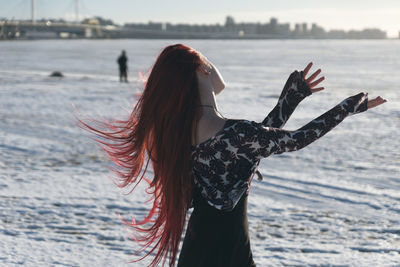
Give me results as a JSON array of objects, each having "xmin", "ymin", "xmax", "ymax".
[{"xmin": 0, "ymin": 39, "xmax": 399, "ymax": 267}]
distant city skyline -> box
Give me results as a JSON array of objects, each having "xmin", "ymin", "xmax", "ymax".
[{"xmin": 1, "ymin": 0, "xmax": 399, "ymax": 37}]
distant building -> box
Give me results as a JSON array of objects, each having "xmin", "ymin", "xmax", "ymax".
[
  {"xmin": 225, "ymin": 16, "xmax": 235, "ymax": 32},
  {"xmin": 311, "ymin": 23, "xmax": 325, "ymax": 38},
  {"xmin": 270, "ymin": 17, "xmax": 278, "ymax": 33},
  {"xmin": 347, "ymin": 29, "xmax": 386, "ymax": 39},
  {"xmin": 82, "ymin": 16, "xmax": 115, "ymax": 26},
  {"xmin": 0, "ymin": 15, "xmax": 388, "ymax": 40},
  {"xmin": 278, "ymin": 23, "xmax": 290, "ymax": 36},
  {"xmin": 294, "ymin": 23, "xmax": 301, "ymax": 36},
  {"xmin": 328, "ymin": 30, "xmax": 347, "ymax": 39},
  {"xmin": 302, "ymin": 23, "xmax": 308, "ymax": 34}
]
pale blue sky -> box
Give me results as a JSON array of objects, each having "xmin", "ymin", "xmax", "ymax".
[{"xmin": 1, "ymin": 0, "xmax": 399, "ymax": 36}]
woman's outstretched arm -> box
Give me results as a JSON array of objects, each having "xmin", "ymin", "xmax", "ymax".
[
  {"xmin": 237, "ymin": 92, "xmax": 386, "ymax": 160},
  {"xmin": 262, "ymin": 62, "xmax": 325, "ymax": 128}
]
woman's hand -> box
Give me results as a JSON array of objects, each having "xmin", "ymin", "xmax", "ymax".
[
  {"xmin": 303, "ymin": 62, "xmax": 387, "ymax": 110},
  {"xmin": 303, "ymin": 62, "xmax": 325, "ymax": 93},
  {"xmin": 367, "ymin": 96, "xmax": 387, "ymax": 109}
]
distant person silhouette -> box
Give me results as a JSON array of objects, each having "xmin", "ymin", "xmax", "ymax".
[{"xmin": 117, "ymin": 50, "xmax": 128, "ymax": 82}]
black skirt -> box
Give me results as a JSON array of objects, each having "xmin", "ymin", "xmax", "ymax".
[{"xmin": 177, "ymin": 188, "xmax": 256, "ymax": 267}]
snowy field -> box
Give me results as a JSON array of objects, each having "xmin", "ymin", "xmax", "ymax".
[{"xmin": 0, "ymin": 39, "xmax": 399, "ymax": 266}]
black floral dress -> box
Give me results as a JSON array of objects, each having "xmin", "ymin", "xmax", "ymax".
[{"xmin": 177, "ymin": 71, "xmax": 368, "ymax": 267}]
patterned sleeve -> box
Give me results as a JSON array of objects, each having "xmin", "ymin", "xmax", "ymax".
[
  {"xmin": 262, "ymin": 71, "xmax": 312, "ymax": 128},
  {"xmin": 238, "ymin": 93, "xmax": 369, "ymax": 160}
]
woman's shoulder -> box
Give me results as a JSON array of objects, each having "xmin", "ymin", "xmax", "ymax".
[
  {"xmin": 225, "ymin": 119, "xmax": 265, "ymax": 134},
  {"xmin": 192, "ymin": 119, "xmax": 260, "ymax": 149},
  {"xmin": 219, "ymin": 119, "xmax": 268, "ymax": 144},
  {"xmin": 225, "ymin": 118, "xmax": 259, "ymax": 127}
]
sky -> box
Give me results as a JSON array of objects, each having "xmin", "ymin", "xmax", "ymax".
[{"xmin": 1, "ymin": 0, "xmax": 399, "ymax": 37}]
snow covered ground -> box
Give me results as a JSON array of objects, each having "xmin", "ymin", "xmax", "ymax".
[{"xmin": 0, "ymin": 39, "xmax": 399, "ymax": 266}]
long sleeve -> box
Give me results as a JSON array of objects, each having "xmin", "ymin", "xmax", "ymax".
[
  {"xmin": 262, "ymin": 71, "xmax": 312, "ymax": 128},
  {"xmin": 190, "ymin": 93, "xmax": 368, "ymax": 211},
  {"xmin": 238, "ymin": 92, "xmax": 369, "ymax": 160}
]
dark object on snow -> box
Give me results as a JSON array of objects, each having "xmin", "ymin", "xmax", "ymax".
[
  {"xmin": 117, "ymin": 50, "xmax": 128, "ymax": 83},
  {"xmin": 50, "ymin": 71, "xmax": 64, "ymax": 77}
]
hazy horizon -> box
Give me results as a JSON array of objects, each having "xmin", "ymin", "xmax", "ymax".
[{"xmin": 1, "ymin": 0, "xmax": 399, "ymax": 37}]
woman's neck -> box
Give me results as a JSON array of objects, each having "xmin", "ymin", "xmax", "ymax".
[
  {"xmin": 199, "ymin": 104, "xmax": 225, "ymax": 120},
  {"xmin": 199, "ymin": 86, "xmax": 222, "ymax": 117}
]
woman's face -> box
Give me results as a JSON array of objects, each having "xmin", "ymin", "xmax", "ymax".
[
  {"xmin": 209, "ymin": 62, "xmax": 225, "ymax": 95},
  {"xmin": 198, "ymin": 55, "xmax": 225, "ymax": 95}
]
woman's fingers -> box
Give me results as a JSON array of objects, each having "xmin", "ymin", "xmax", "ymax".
[
  {"xmin": 309, "ymin": 76, "xmax": 325, "ymax": 88},
  {"xmin": 303, "ymin": 62, "xmax": 313, "ymax": 78},
  {"xmin": 302, "ymin": 62, "xmax": 325, "ymax": 93},
  {"xmin": 310, "ymin": 87, "xmax": 324, "ymax": 93},
  {"xmin": 306, "ymin": 69, "xmax": 322, "ymax": 83},
  {"xmin": 367, "ymin": 96, "xmax": 387, "ymax": 109}
]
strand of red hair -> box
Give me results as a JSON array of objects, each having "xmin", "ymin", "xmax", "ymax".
[{"xmin": 79, "ymin": 44, "xmax": 203, "ymax": 266}]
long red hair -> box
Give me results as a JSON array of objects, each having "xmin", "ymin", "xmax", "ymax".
[{"xmin": 81, "ymin": 44, "xmax": 203, "ymax": 266}]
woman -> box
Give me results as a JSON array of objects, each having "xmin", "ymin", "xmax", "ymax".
[{"xmin": 83, "ymin": 44, "xmax": 386, "ymax": 267}]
